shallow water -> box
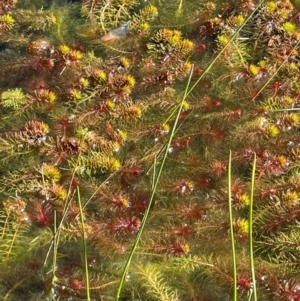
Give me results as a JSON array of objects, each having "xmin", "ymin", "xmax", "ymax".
[{"xmin": 0, "ymin": 0, "xmax": 300, "ymax": 300}]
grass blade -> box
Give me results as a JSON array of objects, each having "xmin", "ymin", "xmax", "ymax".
[
  {"xmin": 186, "ymin": 0, "xmax": 265, "ymax": 98},
  {"xmin": 249, "ymin": 153, "xmax": 257, "ymax": 301},
  {"xmin": 228, "ymin": 150, "xmax": 237, "ymax": 301},
  {"xmin": 164, "ymin": 0, "xmax": 265, "ymax": 124},
  {"xmin": 251, "ymin": 38, "xmax": 300, "ymax": 101},
  {"xmin": 77, "ymin": 186, "xmax": 90, "ymax": 300},
  {"xmin": 116, "ymin": 66, "xmax": 194, "ymax": 300}
]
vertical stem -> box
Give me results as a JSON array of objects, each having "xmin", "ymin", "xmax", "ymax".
[
  {"xmin": 164, "ymin": 0, "xmax": 266, "ymax": 124},
  {"xmin": 1, "ymin": 214, "xmax": 10, "ymax": 239},
  {"xmin": 49, "ymin": 210, "xmax": 57, "ymax": 300},
  {"xmin": 228, "ymin": 150, "xmax": 237, "ymax": 301},
  {"xmin": 249, "ymin": 153, "xmax": 257, "ymax": 300},
  {"xmin": 186, "ymin": 0, "xmax": 265, "ymax": 98},
  {"xmin": 116, "ymin": 67, "xmax": 194, "ymax": 301},
  {"xmin": 52, "ymin": 210, "xmax": 57, "ymax": 272},
  {"xmin": 6, "ymin": 221, "xmax": 20, "ymax": 259},
  {"xmin": 77, "ymin": 186, "xmax": 90, "ymax": 300}
]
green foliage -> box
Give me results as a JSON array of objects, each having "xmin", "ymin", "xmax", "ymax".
[
  {"xmin": 0, "ymin": 199, "xmax": 31, "ymax": 264},
  {"xmin": 130, "ymin": 5, "xmax": 158, "ymax": 35},
  {"xmin": 147, "ymin": 28, "xmax": 195, "ymax": 60},
  {"xmin": 136, "ymin": 264, "xmax": 179, "ymax": 301},
  {"xmin": 2, "ymin": 0, "xmax": 300, "ymax": 300},
  {"xmin": 256, "ymin": 221, "xmax": 300, "ymax": 263},
  {"xmin": 171, "ymin": 254, "xmax": 214, "ymax": 272},
  {"xmin": 1, "ymin": 88, "xmax": 26, "ymax": 110},
  {"xmin": 81, "ymin": 0, "xmax": 138, "ymax": 31},
  {"xmin": 13, "ymin": 9, "xmax": 56, "ymax": 33}
]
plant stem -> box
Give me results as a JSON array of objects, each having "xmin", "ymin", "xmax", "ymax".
[
  {"xmin": 164, "ymin": 0, "xmax": 265, "ymax": 125},
  {"xmin": 77, "ymin": 186, "xmax": 90, "ymax": 300},
  {"xmin": 228, "ymin": 150, "xmax": 237, "ymax": 301},
  {"xmin": 186, "ymin": 0, "xmax": 265, "ymax": 98},
  {"xmin": 116, "ymin": 66, "xmax": 194, "ymax": 300},
  {"xmin": 251, "ymin": 37, "xmax": 300, "ymax": 101},
  {"xmin": 249, "ymin": 153, "xmax": 257, "ymax": 301}
]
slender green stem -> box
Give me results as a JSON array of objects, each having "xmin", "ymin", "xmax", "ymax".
[
  {"xmin": 186, "ymin": 0, "xmax": 265, "ymax": 97},
  {"xmin": 52, "ymin": 210, "xmax": 57, "ymax": 273},
  {"xmin": 49, "ymin": 210, "xmax": 57, "ymax": 300},
  {"xmin": 272, "ymin": 107, "xmax": 300, "ymax": 112},
  {"xmin": 3, "ymin": 275, "xmax": 31, "ymax": 301},
  {"xmin": 43, "ymin": 157, "xmax": 79, "ymax": 267},
  {"xmin": 251, "ymin": 38, "xmax": 300, "ymax": 101},
  {"xmin": 249, "ymin": 153, "xmax": 257, "ymax": 301},
  {"xmin": 116, "ymin": 67, "xmax": 194, "ymax": 300},
  {"xmin": 164, "ymin": 0, "xmax": 265, "ymax": 124},
  {"xmin": 175, "ymin": 0, "xmax": 183, "ymax": 17},
  {"xmin": 228, "ymin": 150, "xmax": 237, "ymax": 301},
  {"xmin": 116, "ymin": 4, "xmax": 266, "ymax": 299},
  {"xmin": 77, "ymin": 186, "xmax": 90, "ymax": 300}
]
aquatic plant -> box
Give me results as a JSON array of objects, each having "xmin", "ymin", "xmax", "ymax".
[{"xmin": 2, "ymin": 0, "xmax": 300, "ymax": 300}]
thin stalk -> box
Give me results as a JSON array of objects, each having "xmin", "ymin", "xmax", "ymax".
[
  {"xmin": 186, "ymin": 0, "xmax": 264, "ymax": 96},
  {"xmin": 228, "ymin": 150, "xmax": 237, "ymax": 301},
  {"xmin": 48, "ymin": 210, "xmax": 57, "ymax": 300},
  {"xmin": 77, "ymin": 186, "xmax": 90, "ymax": 300},
  {"xmin": 249, "ymin": 153, "xmax": 257, "ymax": 301},
  {"xmin": 82, "ymin": 171, "xmax": 119, "ymax": 210},
  {"xmin": 6, "ymin": 220, "xmax": 20, "ymax": 259},
  {"xmin": 175, "ymin": 0, "xmax": 183, "ymax": 17},
  {"xmin": 272, "ymin": 107, "xmax": 300, "ymax": 112},
  {"xmin": 251, "ymin": 38, "xmax": 300, "ymax": 101},
  {"xmin": 52, "ymin": 210, "xmax": 57, "ymax": 273},
  {"xmin": 164, "ymin": 0, "xmax": 265, "ymax": 124},
  {"xmin": 3, "ymin": 275, "xmax": 31, "ymax": 301},
  {"xmin": 43, "ymin": 160, "xmax": 78, "ymax": 267},
  {"xmin": 116, "ymin": 66, "xmax": 194, "ymax": 301}
]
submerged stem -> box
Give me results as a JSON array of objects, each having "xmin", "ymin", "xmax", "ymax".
[
  {"xmin": 77, "ymin": 186, "xmax": 90, "ymax": 300},
  {"xmin": 116, "ymin": 66, "xmax": 194, "ymax": 300},
  {"xmin": 249, "ymin": 153, "xmax": 257, "ymax": 301},
  {"xmin": 228, "ymin": 150, "xmax": 237, "ymax": 301}
]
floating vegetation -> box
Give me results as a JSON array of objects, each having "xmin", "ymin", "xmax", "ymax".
[{"xmin": 1, "ymin": 0, "xmax": 300, "ymax": 300}]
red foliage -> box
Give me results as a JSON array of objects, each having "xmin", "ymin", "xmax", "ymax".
[
  {"xmin": 27, "ymin": 39, "xmax": 53, "ymax": 56},
  {"xmin": 108, "ymin": 216, "xmax": 141, "ymax": 235},
  {"xmin": 170, "ymin": 179, "xmax": 195, "ymax": 195},
  {"xmin": 197, "ymin": 175, "xmax": 213, "ymax": 190},
  {"xmin": 209, "ymin": 160, "xmax": 227, "ymax": 178},
  {"xmin": 200, "ymin": 97, "xmax": 222, "ymax": 110},
  {"xmin": 203, "ymin": 127, "xmax": 225, "ymax": 141},
  {"xmin": 279, "ymin": 279, "xmax": 300, "ymax": 301},
  {"xmin": 169, "ymin": 137, "xmax": 191, "ymax": 153},
  {"xmin": 120, "ymin": 160, "xmax": 145, "ymax": 184},
  {"xmin": 129, "ymin": 192, "xmax": 150, "ymax": 214},
  {"xmin": 193, "ymin": 21, "xmax": 215, "ymax": 42},
  {"xmin": 68, "ymin": 278, "xmax": 85, "ymax": 292},
  {"xmin": 0, "ymin": 0, "xmax": 16, "ymax": 13},
  {"xmin": 28, "ymin": 201, "xmax": 54, "ymax": 226},
  {"xmin": 53, "ymin": 115, "xmax": 75, "ymax": 137},
  {"xmin": 179, "ymin": 204, "xmax": 206, "ymax": 220},
  {"xmin": 166, "ymin": 241, "xmax": 190, "ymax": 256},
  {"xmin": 222, "ymin": 109, "xmax": 242, "ymax": 120},
  {"xmin": 237, "ymin": 274, "xmax": 252, "ymax": 293},
  {"xmin": 169, "ymin": 225, "xmax": 193, "ymax": 236}
]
